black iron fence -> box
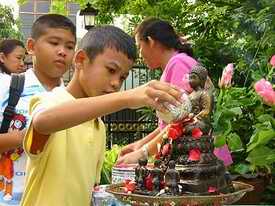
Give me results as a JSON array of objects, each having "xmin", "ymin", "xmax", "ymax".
[
  {"xmin": 104, "ymin": 64, "xmax": 160, "ymax": 148},
  {"xmin": 103, "ymin": 109, "xmax": 157, "ymax": 149}
]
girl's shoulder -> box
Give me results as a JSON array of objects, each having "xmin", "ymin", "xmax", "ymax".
[{"xmin": 169, "ymin": 53, "xmax": 197, "ymax": 66}]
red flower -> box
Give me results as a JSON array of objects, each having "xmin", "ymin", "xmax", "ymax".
[
  {"xmin": 171, "ymin": 123, "xmax": 183, "ymax": 132},
  {"xmin": 168, "ymin": 123, "xmax": 183, "ymax": 140},
  {"xmin": 192, "ymin": 128, "xmax": 203, "ymax": 139},
  {"xmin": 162, "ymin": 144, "xmax": 171, "ymax": 156},
  {"xmin": 168, "ymin": 128, "xmax": 179, "ymax": 140},
  {"xmin": 188, "ymin": 148, "xmax": 201, "ymax": 161},
  {"xmin": 145, "ymin": 174, "xmax": 153, "ymax": 191},
  {"xmin": 125, "ymin": 180, "xmax": 136, "ymax": 192},
  {"xmin": 208, "ymin": 186, "xmax": 217, "ymax": 193},
  {"xmin": 123, "ymin": 179, "xmax": 131, "ymax": 187}
]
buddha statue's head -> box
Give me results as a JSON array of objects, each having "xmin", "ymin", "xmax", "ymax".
[{"xmin": 189, "ymin": 65, "xmax": 208, "ymax": 89}]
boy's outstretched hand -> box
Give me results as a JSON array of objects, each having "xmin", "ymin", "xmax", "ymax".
[{"xmin": 125, "ymin": 80, "xmax": 182, "ymax": 112}]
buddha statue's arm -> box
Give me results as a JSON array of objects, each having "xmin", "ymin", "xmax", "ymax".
[{"xmin": 195, "ymin": 91, "xmax": 212, "ymax": 120}]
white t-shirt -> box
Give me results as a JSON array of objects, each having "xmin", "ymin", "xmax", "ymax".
[{"xmin": 0, "ymin": 69, "xmax": 46, "ymax": 206}]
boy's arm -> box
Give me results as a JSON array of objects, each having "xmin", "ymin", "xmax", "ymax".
[
  {"xmin": 33, "ymin": 80, "xmax": 180, "ymax": 135},
  {"xmin": 31, "ymin": 80, "xmax": 181, "ymax": 153},
  {"xmin": 0, "ymin": 130, "xmax": 25, "ymax": 153}
]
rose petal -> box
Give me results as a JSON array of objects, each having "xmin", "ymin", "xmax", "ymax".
[
  {"xmin": 188, "ymin": 148, "xmax": 201, "ymax": 161},
  {"xmin": 126, "ymin": 181, "xmax": 136, "ymax": 192},
  {"xmin": 208, "ymin": 186, "xmax": 217, "ymax": 193},
  {"xmin": 192, "ymin": 128, "xmax": 203, "ymax": 139},
  {"xmin": 168, "ymin": 128, "xmax": 179, "ymax": 140},
  {"xmin": 123, "ymin": 179, "xmax": 131, "ymax": 186},
  {"xmin": 145, "ymin": 174, "xmax": 153, "ymax": 191}
]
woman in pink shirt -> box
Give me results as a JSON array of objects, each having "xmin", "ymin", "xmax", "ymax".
[{"xmin": 117, "ymin": 17, "xmax": 232, "ymax": 166}]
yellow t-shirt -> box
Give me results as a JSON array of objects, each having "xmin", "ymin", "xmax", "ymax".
[{"xmin": 21, "ymin": 87, "xmax": 106, "ymax": 206}]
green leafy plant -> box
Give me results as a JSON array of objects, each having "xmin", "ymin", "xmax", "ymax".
[
  {"xmin": 100, "ymin": 145, "xmax": 121, "ymax": 185},
  {"xmin": 213, "ymin": 66, "xmax": 275, "ymax": 177}
]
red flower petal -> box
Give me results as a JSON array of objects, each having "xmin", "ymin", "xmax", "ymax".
[
  {"xmin": 208, "ymin": 186, "xmax": 217, "ymax": 193},
  {"xmin": 145, "ymin": 174, "xmax": 153, "ymax": 191},
  {"xmin": 188, "ymin": 148, "xmax": 201, "ymax": 161},
  {"xmin": 192, "ymin": 128, "xmax": 203, "ymax": 139},
  {"xmin": 126, "ymin": 180, "xmax": 136, "ymax": 192},
  {"xmin": 170, "ymin": 123, "xmax": 183, "ymax": 133},
  {"xmin": 123, "ymin": 179, "xmax": 131, "ymax": 187},
  {"xmin": 168, "ymin": 128, "xmax": 179, "ymax": 140},
  {"xmin": 168, "ymin": 123, "xmax": 183, "ymax": 140}
]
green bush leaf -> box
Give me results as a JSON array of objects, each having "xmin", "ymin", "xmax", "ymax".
[
  {"xmin": 227, "ymin": 133, "xmax": 243, "ymax": 152},
  {"xmin": 246, "ymin": 146, "xmax": 275, "ymax": 166},
  {"xmin": 247, "ymin": 129, "xmax": 275, "ymax": 152},
  {"xmin": 232, "ymin": 163, "xmax": 251, "ymax": 175},
  {"xmin": 229, "ymin": 107, "xmax": 242, "ymax": 116},
  {"xmin": 214, "ymin": 135, "xmax": 226, "ymax": 147}
]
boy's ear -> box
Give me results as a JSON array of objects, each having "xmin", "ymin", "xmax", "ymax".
[
  {"xmin": 74, "ymin": 50, "xmax": 89, "ymax": 70},
  {"xmin": 0, "ymin": 52, "xmax": 5, "ymax": 63},
  {"xmin": 147, "ymin": 36, "xmax": 156, "ymax": 48},
  {"xmin": 26, "ymin": 38, "xmax": 35, "ymax": 55}
]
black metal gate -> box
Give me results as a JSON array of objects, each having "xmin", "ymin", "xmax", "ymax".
[{"xmin": 104, "ymin": 64, "xmax": 161, "ymax": 148}]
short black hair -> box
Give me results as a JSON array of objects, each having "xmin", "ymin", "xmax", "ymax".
[
  {"xmin": 0, "ymin": 39, "xmax": 25, "ymax": 74},
  {"xmin": 31, "ymin": 14, "xmax": 76, "ymax": 40},
  {"xmin": 78, "ymin": 25, "xmax": 137, "ymax": 62}
]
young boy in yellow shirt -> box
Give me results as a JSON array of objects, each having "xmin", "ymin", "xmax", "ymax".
[{"xmin": 21, "ymin": 25, "xmax": 181, "ymax": 206}]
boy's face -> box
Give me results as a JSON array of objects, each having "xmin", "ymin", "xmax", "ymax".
[
  {"xmin": 78, "ymin": 48, "xmax": 134, "ymax": 97},
  {"xmin": 27, "ymin": 28, "xmax": 76, "ymax": 79}
]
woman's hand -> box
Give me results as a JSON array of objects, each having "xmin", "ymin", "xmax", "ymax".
[
  {"xmin": 119, "ymin": 142, "xmax": 140, "ymax": 157},
  {"xmin": 116, "ymin": 148, "xmax": 145, "ymax": 165}
]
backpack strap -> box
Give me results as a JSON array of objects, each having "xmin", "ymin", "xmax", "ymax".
[{"xmin": 0, "ymin": 73, "xmax": 25, "ymax": 133}]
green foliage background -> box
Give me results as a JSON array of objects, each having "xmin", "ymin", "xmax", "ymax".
[{"xmin": 0, "ymin": 4, "xmax": 23, "ymax": 40}]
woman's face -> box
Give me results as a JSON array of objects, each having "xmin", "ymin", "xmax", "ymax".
[
  {"xmin": 0, "ymin": 46, "xmax": 26, "ymax": 73},
  {"xmin": 135, "ymin": 34, "xmax": 161, "ymax": 70}
]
